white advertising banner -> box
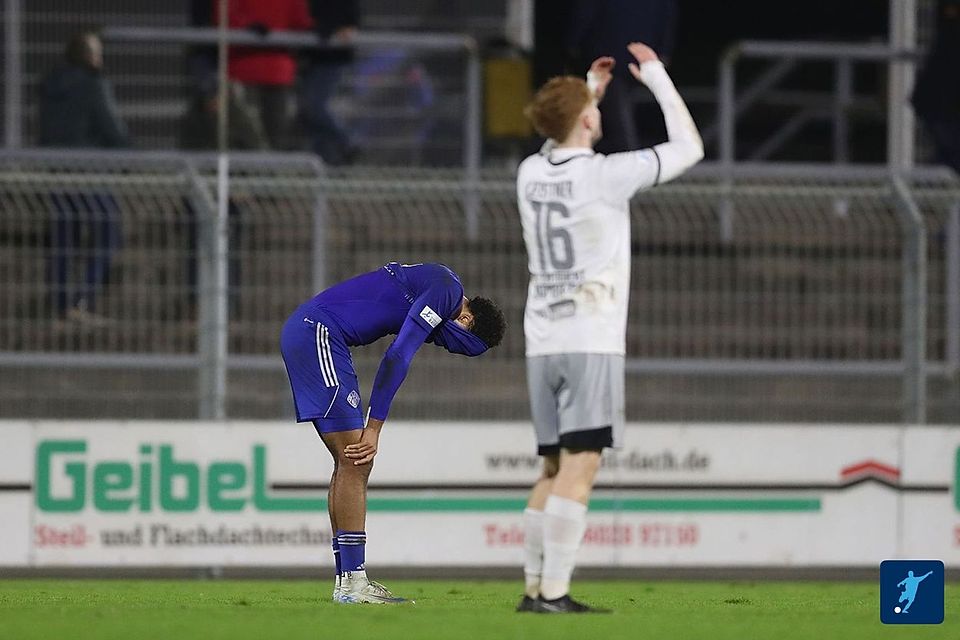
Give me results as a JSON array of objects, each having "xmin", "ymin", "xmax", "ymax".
[
  {"xmin": 901, "ymin": 427, "xmax": 960, "ymax": 564},
  {"xmin": 0, "ymin": 420, "xmax": 956, "ymax": 567},
  {"xmin": 0, "ymin": 421, "xmax": 33, "ymax": 566}
]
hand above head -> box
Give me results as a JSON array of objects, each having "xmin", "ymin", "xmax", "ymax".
[
  {"xmin": 626, "ymin": 42, "xmax": 660, "ymax": 83},
  {"xmin": 587, "ymin": 56, "xmax": 615, "ymax": 100}
]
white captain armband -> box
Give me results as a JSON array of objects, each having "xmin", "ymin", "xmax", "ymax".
[{"xmin": 419, "ymin": 305, "xmax": 443, "ymax": 328}]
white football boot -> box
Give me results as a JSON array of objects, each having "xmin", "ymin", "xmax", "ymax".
[{"xmin": 335, "ymin": 571, "xmax": 410, "ymax": 604}]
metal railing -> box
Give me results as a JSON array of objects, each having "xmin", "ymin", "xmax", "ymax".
[
  {"xmin": 714, "ymin": 42, "xmax": 940, "ymax": 422},
  {"xmin": 717, "ymin": 41, "xmax": 922, "ymax": 167},
  {"xmin": 1, "ymin": 151, "xmax": 958, "ymax": 423}
]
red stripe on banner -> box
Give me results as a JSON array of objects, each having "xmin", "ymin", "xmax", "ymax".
[{"xmin": 840, "ymin": 459, "xmax": 900, "ymax": 480}]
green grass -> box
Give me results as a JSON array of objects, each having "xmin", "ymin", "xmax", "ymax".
[{"xmin": 0, "ymin": 579, "xmax": 955, "ymax": 640}]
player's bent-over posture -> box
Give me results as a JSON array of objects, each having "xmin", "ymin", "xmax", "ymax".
[
  {"xmin": 516, "ymin": 43, "xmax": 703, "ymax": 613},
  {"xmin": 281, "ymin": 262, "xmax": 505, "ymax": 604}
]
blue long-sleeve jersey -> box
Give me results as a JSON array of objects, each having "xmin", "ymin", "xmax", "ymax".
[{"xmin": 294, "ymin": 262, "xmax": 486, "ymax": 421}]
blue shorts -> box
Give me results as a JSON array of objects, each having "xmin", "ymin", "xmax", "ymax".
[{"xmin": 280, "ymin": 310, "xmax": 365, "ymax": 433}]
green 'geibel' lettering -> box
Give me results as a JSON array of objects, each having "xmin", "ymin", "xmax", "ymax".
[
  {"xmin": 36, "ymin": 440, "xmax": 87, "ymax": 512},
  {"xmin": 35, "ymin": 440, "xmax": 328, "ymax": 513},
  {"xmin": 253, "ymin": 445, "xmax": 325, "ymax": 511},
  {"xmin": 159, "ymin": 445, "xmax": 199, "ymax": 511},
  {"xmin": 93, "ymin": 462, "xmax": 134, "ymax": 512},
  {"xmin": 208, "ymin": 462, "xmax": 246, "ymax": 511}
]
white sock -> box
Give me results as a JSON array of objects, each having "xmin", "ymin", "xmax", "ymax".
[
  {"xmin": 522, "ymin": 508, "xmax": 545, "ymax": 598},
  {"xmin": 540, "ymin": 495, "xmax": 587, "ymax": 601},
  {"xmin": 341, "ymin": 569, "xmax": 368, "ymax": 586}
]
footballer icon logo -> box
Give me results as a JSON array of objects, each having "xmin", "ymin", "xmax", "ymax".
[
  {"xmin": 346, "ymin": 390, "xmax": 360, "ymax": 408},
  {"xmin": 879, "ymin": 560, "xmax": 944, "ymax": 624}
]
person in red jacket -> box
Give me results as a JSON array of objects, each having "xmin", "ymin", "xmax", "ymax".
[{"xmin": 215, "ymin": 0, "xmax": 313, "ymax": 149}]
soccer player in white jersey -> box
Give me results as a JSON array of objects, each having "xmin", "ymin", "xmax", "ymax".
[{"xmin": 515, "ymin": 42, "xmax": 703, "ymax": 613}]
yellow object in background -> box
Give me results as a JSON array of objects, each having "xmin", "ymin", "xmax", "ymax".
[{"xmin": 484, "ymin": 57, "xmax": 532, "ymax": 138}]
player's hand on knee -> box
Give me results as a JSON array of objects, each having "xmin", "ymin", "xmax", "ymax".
[{"xmin": 344, "ymin": 426, "xmax": 380, "ymax": 465}]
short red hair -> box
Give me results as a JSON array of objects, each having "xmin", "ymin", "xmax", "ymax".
[{"xmin": 524, "ymin": 76, "xmax": 592, "ymax": 142}]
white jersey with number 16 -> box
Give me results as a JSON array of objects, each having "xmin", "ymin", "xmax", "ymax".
[
  {"xmin": 519, "ymin": 60, "xmax": 703, "ymax": 357},
  {"xmin": 517, "ymin": 146, "xmax": 662, "ymax": 357}
]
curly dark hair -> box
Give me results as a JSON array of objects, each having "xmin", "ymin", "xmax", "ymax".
[{"xmin": 467, "ymin": 296, "xmax": 506, "ymax": 348}]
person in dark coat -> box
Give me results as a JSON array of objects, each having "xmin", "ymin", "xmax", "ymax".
[
  {"xmin": 38, "ymin": 32, "xmax": 128, "ymax": 323},
  {"xmin": 38, "ymin": 32, "xmax": 129, "ymax": 149},
  {"xmin": 566, "ymin": 0, "xmax": 677, "ymax": 154},
  {"xmin": 913, "ymin": 0, "xmax": 960, "ymax": 175},
  {"xmin": 301, "ymin": 0, "xmax": 359, "ymax": 165}
]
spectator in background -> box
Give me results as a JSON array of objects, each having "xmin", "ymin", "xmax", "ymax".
[
  {"xmin": 38, "ymin": 31, "xmax": 128, "ymax": 324},
  {"xmin": 215, "ymin": 0, "xmax": 314, "ymax": 150},
  {"xmin": 178, "ymin": 79, "xmax": 267, "ymax": 318},
  {"xmin": 187, "ymin": 0, "xmax": 218, "ymax": 100},
  {"xmin": 178, "ymin": 78, "xmax": 269, "ymax": 151},
  {"xmin": 912, "ymin": 0, "xmax": 960, "ymax": 175},
  {"xmin": 301, "ymin": 0, "xmax": 359, "ymax": 165},
  {"xmin": 39, "ymin": 31, "xmax": 129, "ymax": 149},
  {"xmin": 566, "ymin": 0, "xmax": 677, "ymax": 154}
]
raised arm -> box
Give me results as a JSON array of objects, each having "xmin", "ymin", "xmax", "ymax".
[
  {"xmin": 369, "ymin": 319, "xmax": 429, "ymax": 422},
  {"xmin": 343, "ymin": 318, "xmax": 429, "ymax": 466},
  {"xmin": 627, "ymin": 42, "xmax": 703, "ymax": 184},
  {"xmin": 587, "ymin": 56, "xmax": 615, "ymax": 102},
  {"xmin": 599, "ymin": 43, "xmax": 703, "ymax": 201}
]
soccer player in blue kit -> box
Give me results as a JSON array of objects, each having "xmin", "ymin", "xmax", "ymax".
[{"xmin": 280, "ymin": 262, "xmax": 506, "ymax": 604}]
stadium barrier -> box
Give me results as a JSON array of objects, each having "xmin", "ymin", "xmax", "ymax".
[
  {"xmin": 0, "ymin": 151, "xmax": 958, "ymax": 422},
  {"xmin": 0, "ymin": 419, "xmax": 958, "ymax": 569}
]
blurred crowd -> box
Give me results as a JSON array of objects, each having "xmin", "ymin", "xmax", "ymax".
[
  {"xmin": 38, "ymin": 0, "xmax": 361, "ymax": 165},
  {"xmin": 32, "ymin": 0, "xmax": 960, "ymax": 172},
  {"xmin": 36, "ymin": 0, "xmax": 687, "ymax": 165},
  {"xmin": 183, "ymin": 0, "xmax": 359, "ymax": 163}
]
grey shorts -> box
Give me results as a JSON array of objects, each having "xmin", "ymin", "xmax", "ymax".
[{"xmin": 526, "ymin": 353, "xmax": 625, "ymax": 455}]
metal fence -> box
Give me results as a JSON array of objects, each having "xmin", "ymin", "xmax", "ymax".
[{"xmin": 1, "ymin": 151, "xmax": 958, "ymax": 423}]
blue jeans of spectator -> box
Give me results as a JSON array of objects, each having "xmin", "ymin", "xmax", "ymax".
[
  {"xmin": 301, "ymin": 62, "xmax": 352, "ymax": 164},
  {"xmin": 49, "ymin": 192, "xmax": 122, "ymax": 315}
]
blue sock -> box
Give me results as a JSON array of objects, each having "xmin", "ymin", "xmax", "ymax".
[
  {"xmin": 336, "ymin": 530, "xmax": 366, "ymax": 573},
  {"xmin": 332, "ymin": 537, "xmax": 341, "ymax": 578}
]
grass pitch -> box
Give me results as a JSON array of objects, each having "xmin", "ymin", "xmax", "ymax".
[{"xmin": 0, "ymin": 579, "xmax": 954, "ymax": 640}]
